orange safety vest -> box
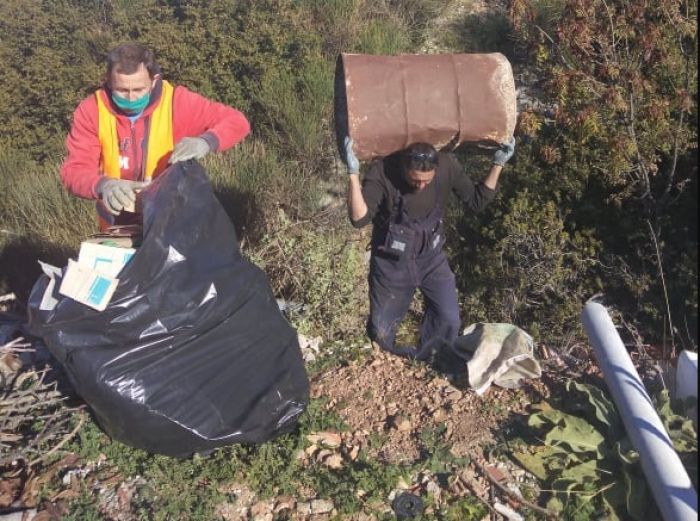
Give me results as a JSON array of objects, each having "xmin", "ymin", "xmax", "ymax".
[{"xmin": 95, "ymin": 81, "xmax": 175, "ymax": 229}]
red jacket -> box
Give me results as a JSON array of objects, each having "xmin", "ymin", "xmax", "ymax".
[{"xmin": 61, "ymin": 79, "xmax": 251, "ymax": 199}]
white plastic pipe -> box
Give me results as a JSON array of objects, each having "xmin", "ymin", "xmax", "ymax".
[
  {"xmin": 582, "ymin": 302, "xmax": 698, "ymax": 521},
  {"xmin": 676, "ymin": 351, "xmax": 698, "ymax": 425}
]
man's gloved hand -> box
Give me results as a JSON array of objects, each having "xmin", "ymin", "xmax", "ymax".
[
  {"xmin": 493, "ymin": 136, "xmax": 516, "ymax": 166},
  {"xmin": 344, "ymin": 136, "xmax": 360, "ymax": 175},
  {"xmin": 169, "ymin": 136, "xmax": 211, "ymax": 164},
  {"xmin": 97, "ymin": 178, "xmax": 145, "ymax": 215}
]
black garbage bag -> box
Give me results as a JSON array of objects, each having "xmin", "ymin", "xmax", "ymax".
[{"xmin": 27, "ymin": 161, "xmax": 309, "ymax": 457}]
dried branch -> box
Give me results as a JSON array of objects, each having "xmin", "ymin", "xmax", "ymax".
[
  {"xmin": 472, "ymin": 459, "xmax": 557, "ymax": 519},
  {"xmin": 28, "ymin": 413, "xmax": 85, "ymax": 467},
  {"xmin": 534, "ymin": 24, "xmax": 573, "ymax": 69},
  {"xmin": 1, "ymin": 341, "xmax": 81, "ymax": 469},
  {"xmin": 647, "ymin": 220, "xmax": 676, "ymax": 359}
]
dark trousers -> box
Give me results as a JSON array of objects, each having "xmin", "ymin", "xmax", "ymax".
[{"xmin": 368, "ymin": 249, "xmax": 460, "ymax": 360}]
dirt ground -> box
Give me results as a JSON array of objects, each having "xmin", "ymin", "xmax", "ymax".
[{"xmin": 311, "ymin": 348, "xmax": 549, "ymax": 465}]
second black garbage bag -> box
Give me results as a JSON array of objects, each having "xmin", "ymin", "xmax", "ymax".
[{"xmin": 28, "ymin": 161, "xmax": 309, "ymax": 457}]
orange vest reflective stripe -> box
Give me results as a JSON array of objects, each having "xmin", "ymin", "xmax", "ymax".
[{"xmin": 96, "ymin": 80, "xmax": 175, "ymax": 182}]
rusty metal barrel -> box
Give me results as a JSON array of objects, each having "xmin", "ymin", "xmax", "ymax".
[{"xmin": 334, "ymin": 53, "xmax": 517, "ymax": 161}]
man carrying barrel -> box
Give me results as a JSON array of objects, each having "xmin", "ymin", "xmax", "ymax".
[{"xmin": 344, "ymin": 137, "xmax": 515, "ymax": 360}]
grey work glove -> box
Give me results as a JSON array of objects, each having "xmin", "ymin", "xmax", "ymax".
[
  {"xmin": 344, "ymin": 136, "xmax": 360, "ymax": 174},
  {"xmin": 97, "ymin": 178, "xmax": 145, "ymax": 215},
  {"xmin": 169, "ymin": 136, "xmax": 211, "ymax": 164},
  {"xmin": 493, "ymin": 136, "xmax": 516, "ymax": 166}
]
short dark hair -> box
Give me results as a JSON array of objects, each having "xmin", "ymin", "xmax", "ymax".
[
  {"xmin": 403, "ymin": 143, "xmax": 438, "ymax": 172},
  {"xmin": 106, "ymin": 43, "xmax": 161, "ymax": 77}
]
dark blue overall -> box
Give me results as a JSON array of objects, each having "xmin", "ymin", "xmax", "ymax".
[{"xmin": 368, "ymin": 178, "xmax": 460, "ymax": 360}]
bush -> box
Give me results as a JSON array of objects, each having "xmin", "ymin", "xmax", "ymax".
[
  {"xmin": 447, "ymin": 0, "xmax": 698, "ymax": 347},
  {"xmin": 249, "ymin": 209, "xmax": 368, "ymax": 339}
]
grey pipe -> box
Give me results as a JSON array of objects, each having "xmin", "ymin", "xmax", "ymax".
[{"xmin": 582, "ymin": 302, "xmax": 698, "ymax": 521}]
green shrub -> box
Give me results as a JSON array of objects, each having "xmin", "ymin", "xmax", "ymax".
[
  {"xmin": 0, "ymin": 0, "xmax": 105, "ymax": 159},
  {"xmin": 507, "ymin": 0, "xmax": 698, "ymax": 346},
  {"xmin": 254, "ymin": 54, "xmax": 335, "ymax": 161},
  {"xmin": 356, "ymin": 18, "xmax": 412, "ymax": 54},
  {"xmin": 451, "ymin": 185, "xmax": 602, "ymax": 344},
  {"xmin": 0, "ymin": 147, "xmax": 94, "ymax": 243},
  {"xmin": 250, "ymin": 210, "xmax": 368, "ymax": 339},
  {"xmin": 441, "ymin": 0, "xmax": 698, "ymax": 346}
]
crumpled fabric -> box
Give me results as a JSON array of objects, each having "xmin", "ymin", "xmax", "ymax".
[{"xmin": 452, "ymin": 323, "xmax": 541, "ymax": 395}]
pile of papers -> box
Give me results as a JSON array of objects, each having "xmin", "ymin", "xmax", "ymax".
[
  {"xmin": 39, "ymin": 227, "xmax": 140, "ymax": 312},
  {"xmin": 58, "ymin": 242, "xmax": 135, "ymax": 311}
]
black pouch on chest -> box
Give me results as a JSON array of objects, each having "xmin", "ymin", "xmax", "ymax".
[{"xmin": 377, "ymin": 189, "xmax": 415, "ymax": 259}]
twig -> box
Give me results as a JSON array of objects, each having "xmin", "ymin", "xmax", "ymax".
[
  {"xmin": 1, "ymin": 337, "xmax": 31, "ymax": 351},
  {"xmin": 600, "ymin": 0, "xmax": 617, "ymax": 61},
  {"xmin": 28, "ymin": 413, "xmax": 85, "ymax": 467},
  {"xmin": 647, "ymin": 220, "xmax": 676, "ymax": 359},
  {"xmin": 456, "ymin": 471, "xmax": 501, "ymax": 518},
  {"xmin": 534, "ymin": 24, "xmax": 572, "ymax": 69},
  {"xmin": 472, "ymin": 459, "xmax": 557, "ymax": 519}
]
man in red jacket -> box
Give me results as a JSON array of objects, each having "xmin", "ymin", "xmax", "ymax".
[{"xmin": 60, "ymin": 42, "xmax": 251, "ymax": 228}]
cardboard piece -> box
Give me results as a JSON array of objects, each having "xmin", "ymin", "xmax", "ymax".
[
  {"xmin": 85, "ymin": 224, "xmax": 143, "ymax": 248},
  {"xmin": 59, "ymin": 259, "xmax": 119, "ymax": 312}
]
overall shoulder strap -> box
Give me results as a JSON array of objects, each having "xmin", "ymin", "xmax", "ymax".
[
  {"xmin": 144, "ymin": 80, "xmax": 175, "ymax": 181},
  {"xmin": 96, "ymin": 89, "xmax": 121, "ymax": 179}
]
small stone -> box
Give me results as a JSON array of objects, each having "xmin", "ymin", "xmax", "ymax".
[
  {"xmin": 322, "ymin": 454, "xmax": 344, "ymax": 469},
  {"xmin": 397, "ymin": 477, "xmax": 411, "ymax": 490},
  {"xmin": 316, "ymin": 449, "xmax": 334, "ymax": 463},
  {"xmin": 446, "ymin": 389, "xmax": 463, "ymax": 402},
  {"xmin": 307, "ymin": 432, "xmax": 342, "ymax": 448},
  {"xmin": 432, "ymin": 378, "xmax": 450, "ymax": 388},
  {"xmin": 426, "ymin": 481, "xmax": 441, "ymax": 497},
  {"xmin": 311, "ymin": 499, "xmax": 334, "ymax": 514},
  {"xmin": 433, "ymin": 407, "xmax": 449, "ymax": 423},
  {"xmin": 213, "ymin": 502, "xmax": 239, "ymax": 521},
  {"xmin": 250, "ymin": 500, "xmax": 273, "ymax": 521},
  {"xmin": 305, "ymin": 444, "xmax": 319, "ymax": 457},
  {"xmin": 274, "ymin": 496, "xmax": 296, "ymax": 513},
  {"xmin": 396, "ymin": 418, "xmax": 411, "ymax": 432}
]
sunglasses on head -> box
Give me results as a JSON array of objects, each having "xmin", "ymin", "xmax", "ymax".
[{"xmin": 408, "ymin": 150, "xmax": 437, "ymax": 162}]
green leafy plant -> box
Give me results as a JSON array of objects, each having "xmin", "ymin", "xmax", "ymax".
[
  {"xmin": 63, "ymin": 487, "xmax": 105, "ymax": 521},
  {"xmin": 511, "ymin": 381, "xmax": 697, "ymax": 519},
  {"xmin": 441, "ymin": 497, "xmax": 489, "ymax": 521}
]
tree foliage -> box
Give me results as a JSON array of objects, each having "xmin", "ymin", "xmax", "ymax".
[{"xmin": 451, "ymin": 0, "xmax": 698, "ymax": 347}]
